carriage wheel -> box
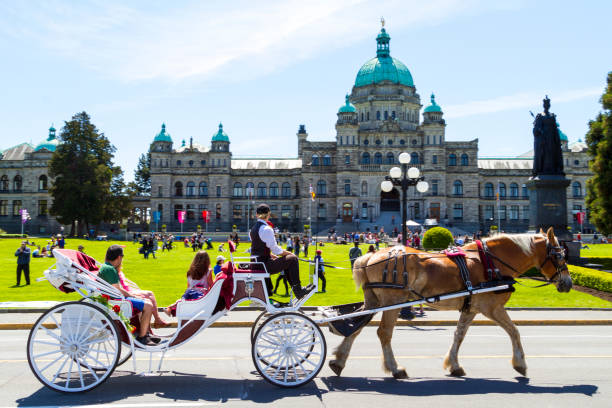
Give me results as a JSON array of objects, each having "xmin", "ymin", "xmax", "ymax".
[
  {"xmin": 252, "ymin": 312, "xmax": 326, "ymax": 388},
  {"xmin": 27, "ymin": 301, "xmax": 120, "ymax": 393},
  {"xmin": 250, "ymin": 311, "xmax": 272, "ymax": 344}
]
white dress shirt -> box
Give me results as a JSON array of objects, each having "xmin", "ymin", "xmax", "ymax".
[{"xmin": 252, "ymin": 219, "xmax": 283, "ymax": 256}]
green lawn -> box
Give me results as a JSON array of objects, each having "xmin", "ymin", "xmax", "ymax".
[
  {"xmin": 1, "ymin": 238, "xmax": 610, "ymax": 308},
  {"xmin": 581, "ymin": 243, "xmax": 612, "ymax": 258}
]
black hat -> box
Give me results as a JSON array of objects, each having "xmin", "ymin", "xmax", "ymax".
[{"xmin": 256, "ymin": 203, "xmax": 270, "ymax": 215}]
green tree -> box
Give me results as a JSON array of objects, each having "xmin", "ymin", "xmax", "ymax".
[
  {"xmin": 585, "ymin": 72, "xmax": 612, "ymax": 235},
  {"xmin": 133, "ymin": 152, "xmax": 151, "ymax": 195},
  {"xmin": 49, "ymin": 112, "xmax": 128, "ymax": 236}
]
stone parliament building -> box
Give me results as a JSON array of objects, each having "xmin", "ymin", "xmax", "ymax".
[{"xmin": 0, "ymin": 27, "xmax": 593, "ymax": 235}]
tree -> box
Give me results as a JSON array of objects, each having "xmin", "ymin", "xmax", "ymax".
[
  {"xmin": 585, "ymin": 72, "xmax": 612, "ymax": 235},
  {"xmin": 49, "ymin": 112, "xmax": 130, "ymax": 236},
  {"xmin": 133, "ymin": 152, "xmax": 151, "ymax": 195}
]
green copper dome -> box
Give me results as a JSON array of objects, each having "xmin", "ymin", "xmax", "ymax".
[
  {"xmin": 354, "ymin": 28, "xmax": 414, "ymax": 88},
  {"xmin": 153, "ymin": 123, "xmax": 172, "ymax": 143},
  {"xmin": 338, "ymin": 94, "xmax": 356, "ymax": 113},
  {"xmin": 557, "ymin": 122, "xmax": 568, "ymax": 142},
  {"xmin": 212, "ymin": 122, "xmax": 229, "ymax": 142},
  {"xmin": 424, "ymin": 93, "xmax": 442, "ymax": 113},
  {"xmin": 34, "ymin": 126, "xmax": 60, "ymax": 152}
]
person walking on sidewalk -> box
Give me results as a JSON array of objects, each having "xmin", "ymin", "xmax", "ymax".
[{"xmin": 15, "ymin": 240, "xmax": 31, "ymax": 286}]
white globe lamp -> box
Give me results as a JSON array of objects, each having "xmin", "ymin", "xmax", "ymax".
[
  {"xmin": 416, "ymin": 181, "xmax": 429, "ymax": 193},
  {"xmin": 389, "ymin": 166, "xmax": 402, "ymax": 179},
  {"xmin": 398, "ymin": 152, "xmax": 410, "ymax": 164},
  {"xmin": 407, "ymin": 167, "xmax": 420, "ymax": 179},
  {"xmin": 381, "ymin": 180, "xmax": 394, "ymax": 193}
]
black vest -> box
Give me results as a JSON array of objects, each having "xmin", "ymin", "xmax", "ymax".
[{"xmin": 250, "ymin": 221, "xmax": 271, "ymax": 262}]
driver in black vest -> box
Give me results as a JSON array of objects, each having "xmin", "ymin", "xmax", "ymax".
[{"xmin": 250, "ymin": 203, "xmax": 313, "ymax": 299}]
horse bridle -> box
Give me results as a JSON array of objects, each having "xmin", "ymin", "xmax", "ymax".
[{"xmin": 539, "ymin": 241, "xmax": 568, "ymax": 283}]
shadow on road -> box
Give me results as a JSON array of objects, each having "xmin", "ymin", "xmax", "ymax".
[{"xmin": 16, "ymin": 370, "xmax": 597, "ymax": 406}]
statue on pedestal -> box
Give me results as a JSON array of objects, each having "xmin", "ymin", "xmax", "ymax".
[{"xmin": 532, "ymin": 96, "xmax": 564, "ymax": 177}]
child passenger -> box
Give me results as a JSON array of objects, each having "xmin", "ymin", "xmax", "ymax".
[{"xmin": 165, "ymin": 251, "xmax": 214, "ymax": 317}]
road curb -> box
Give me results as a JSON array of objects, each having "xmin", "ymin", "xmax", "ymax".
[{"xmin": 2, "ymin": 319, "xmax": 611, "ymax": 330}]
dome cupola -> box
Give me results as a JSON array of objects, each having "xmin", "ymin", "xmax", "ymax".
[
  {"xmin": 34, "ymin": 125, "xmax": 60, "ymax": 152},
  {"xmin": 424, "ymin": 93, "xmax": 442, "ymax": 113},
  {"xmin": 338, "ymin": 94, "xmax": 356, "ymax": 113},
  {"xmin": 212, "ymin": 122, "xmax": 230, "ymax": 142},
  {"xmin": 153, "ymin": 123, "xmax": 173, "ymax": 143}
]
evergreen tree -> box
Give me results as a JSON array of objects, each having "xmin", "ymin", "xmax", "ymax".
[
  {"xmin": 49, "ymin": 112, "xmax": 129, "ymax": 236},
  {"xmin": 133, "ymin": 152, "xmax": 151, "ymax": 195},
  {"xmin": 585, "ymin": 72, "xmax": 612, "ymax": 234}
]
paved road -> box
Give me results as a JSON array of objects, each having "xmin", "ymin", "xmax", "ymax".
[{"xmin": 1, "ymin": 325, "xmax": 611, "ymax": 407}]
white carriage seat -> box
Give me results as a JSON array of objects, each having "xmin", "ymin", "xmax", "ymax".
[
  {"xmin": 175, "ymin": 276, "xmax": 227, "ymax": 321},
  {"xmin": 107, "ymin": 298, "xmax": 135, "ymax": 319}
]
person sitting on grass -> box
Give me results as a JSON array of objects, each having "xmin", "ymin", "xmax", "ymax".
[
  {"xmin": 98, "ymin": 245, "xmax": 160, "ymax": 346},
  {"xmin": 32, "ymin": 245, "xmax": 42, "ymax": 258},
  {"xmin": 165, "ymin": 251, "xmax": 214, "ymax": 317}
]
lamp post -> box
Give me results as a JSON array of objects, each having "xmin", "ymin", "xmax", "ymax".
[{"xmin": 380, "ymin": 152, "xmax": 429, "ymax": 246}]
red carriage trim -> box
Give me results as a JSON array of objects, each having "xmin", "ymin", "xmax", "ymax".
[{"xmin": 228, "ymin": 240, "xmax": 236, "ymax": 253}]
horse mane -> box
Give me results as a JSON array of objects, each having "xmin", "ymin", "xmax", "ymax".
[{"xmin": 485, "ymin": 233, "xmax": 535, "ymax": 257}]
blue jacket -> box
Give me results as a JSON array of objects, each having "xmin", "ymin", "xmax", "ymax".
[{"xmin": 15, "ymin": 247, "xmax": 31, "ymax": 264}]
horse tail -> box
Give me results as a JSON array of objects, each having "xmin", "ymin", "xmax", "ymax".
[{"xmin": 353, "ymin": 252, "xmax": 375, "ymax": 290}]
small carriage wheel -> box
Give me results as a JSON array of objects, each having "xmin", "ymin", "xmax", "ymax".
[
  {"xmin": 27, "ymin": 301, "xmax": 120, "ymax": 393},
  {"xmin": 252, "ymin": 312, "xmax": 326, "ymax": 388},
  {"xmin": 250, "ymin": 311, "xmax": 272, "ymax": 344}
]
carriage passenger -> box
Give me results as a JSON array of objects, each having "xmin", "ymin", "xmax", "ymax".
[{"xmin": 165, "ymin": 251, "xmax": 214, "ymax": 317}]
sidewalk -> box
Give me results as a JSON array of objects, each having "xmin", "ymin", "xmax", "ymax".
[{"xmin": 1, "ymin": 303, "xmax": 611, "ymax": 329}]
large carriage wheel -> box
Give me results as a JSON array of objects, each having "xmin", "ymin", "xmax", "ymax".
[
  {"xmin": 250, "ymin": 311, "xmax": 272, "ymax": 344},
  {"xmin": 251, "ymin": 312, "xmax": 326, "ymax": 388},
  {"xmin": 27, "ymin": 301, "xmax": 120, "ymax": 393}
]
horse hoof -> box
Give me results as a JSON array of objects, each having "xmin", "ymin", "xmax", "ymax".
[
  {"xmin": 514, "ymin": 366, "xmax": 527, "ymax": 376},
  {"xmin": 393, "ymin": 369, "xmax": 408, "ymax": 379},
  {"xmin": 450, "ymin": 368, "xmax": 466, "ymax": 377},
  {"xmin": 329, "ymin": 360, "xmax": 344, "ymax": 376}
]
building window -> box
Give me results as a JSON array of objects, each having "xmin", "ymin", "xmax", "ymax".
[
  {"xmin": 233, "ymin": 205, "xmax": 242, "ymax": 220},
  {"xmin": 323, "ymin": 155, "xmax": 331, "ymax": 166},
  {"xmin": 410, "ymin": 152, "xmax": 419, "ymax": 164},
  {"xmin": 39, "ymin": 175, "xmax": 48, "ymax": 191},
  {"xmin": 374, "ymin": 152, "xmax": 382, "ymax": 164},
  {"xmin": 386, "ymin": 152, "xmax": 394, "ymax": 164},
  {"xmin": 13, "ymin": 175, "xmax": 22, "ymax": 191},
  {"xmin": 233, "ymin": 182, "xmax": 242, "ymax": 197},
  {"xmin": 510, "ymin": 183, "xmax": 519, "ymax": 198},
  {"xmin": 361, "ymin": 152, "xmax": 370, "ymax": 164},
  {"xmin": 216, "ymin": 203, "xmax": 222, "ymax": 219},
  {"xmin": 0, "ymin": 175, "xmax": 8, "ymax": 191},
  {"xmin": 461, "ymin": 153, "xmax": 469, "ymax": 166},
  {"xmin": 376, "ymin": 111, "xmax": 380, "ymax": 120},
  {"xmin": 384, "ymin": 111, "xmax": 388, "ymax": 120},
  {"xmin": 254, "ymin": 182, "xmax": 264, "ymax": 197},
  {"xmin": 174, "ymin": 181, "xmax": 183, "ymax": 197},
  {"xmin": 484, "ymin": 205, "xmax": 494, "ymax": 220},
  {"xmin": 199, "ymin": 182, "xmax": 208, "ymax": 196},
  {"xmin": 363, "ymin": 139, "xmax": 369, "ymax": 145},
  {"xmin": 201, "ymin": 160, "xmax": 206, "ymax": 166},
  {"xmin": 189, "ymin": 160, "xmax": 194, "ymax": 167},
  {"xmin": 186, "ymin": 181, "xmax": 195, "ymax": 197},
  {"xmin": 281, "ymin": 182, "xmax": 291, "ymax": 197},
  {"xmin": 572, "ymin": 181, "xmax": 582, "ymax": 197},
  {"xmin": 499, "ymin": 205, "xmax": 507, "ymax": 220},
  {"xmin": 269, "ymin": 182, "xmax": 279, "ymax": 197},
  {"xmin": 245, "ymin": 182, "xmax": 254, "ymax": 197},
  {"xmin": 375, "ymin": 139, "xmax": 381, "ymax": 145},
  {"xmin": 361, "ymin": 202, "xmax": 368, "ymax": 219},
  {"xmin": 311, "ymin": 154, "xmax": 319, "ymax": 166},
  {"xmin": 448, "ymin": 154, "xmax": 457, "ymax": 166},
  {"xmin": 39, "ymin": 200, "xmax": 48, "ymax": 216},
  {"xmin": 317, "ymin": 203, "xmax": 326, "ymax": 219},
  {"xmin": 186, "ymin": 204, "xmax": 195, "ymax": 220},
  {"xmin": 360, "ymin": 113, "xmax": 364, "ymax": 121},
  {"xmin": 317, "ymin": 180, "xmax": 327, "ymax": 195},
  {"xmin": 453, "ymin": 180, "xmax": 463, "ymax": 196},
  {"xmin": 344, "ymin": 180, "xmax": 351, "ymax": 195},
  {"xmin": 366, "ymin": 112, "xmax": 370, "ymax": 121},
  {"xmin": 431, "ymin": 180, "xmax": 438, "ymax": 196},
  {"xmin": 158, "ymin": 186, "xmax": 163, "ymax": 197},
  {"xmin": 399, "ymin": 139, "xmax": 405, "ymax": 145},
  {"xmin": 176, "ymin": 160, "xmax": 181, "ymax": 166},
  {"xmin": 270, "ymin": 205, "xmax": 278, "ymax": 221},
  {"xmin": 391, "ymin": 111, "xmax": 396, "ymax": 120},
  {"xmin": 453, "ymin": 203, "xmax": 463, "ymax": 219},
  {"xmin": 387, "ymin": 139, "xmax": 393, "ymax": 145},
  {"xmin": 361, "ymin": 181, "xmax": 367, "ymax": 196},
  {"xmin": 0, "ymin": 200, "xmax": 7, "ymax": 216},
  {"xmin": 522, "ymin": 184, "xmax": 529, "ymax": 198},
  {"xmin": 216, "ymin": 185, "xmax": 222, "ymax": 197},
  {"xmin": 281, "ymin": 205, "xmax": 291, "ymax": 218},
  {"xmin": 432, "ymin": 154, "xmax": 438, "ymax": 164},
  {"xmin": 345, "ymin": 155, "xmax": 350, "ymax": 165},
  {"xmin": 484, "ymin": 183, "xmax": 494, "ymax": 197},
  {"xmin": 499, "ymin": 183, "xmax": 506, "ymax": 198},
  {"xmin": 510, "ymin": 205, "xmax": 519, "ymax": 220},
  {"xmin": 523, "ymin": 205, "xmax": 529, "ymax": 220},
  {"xmin": 12, "ymin": 200, "xmax": 21, "ymax": 216},
  {"xmin": 574, "ymin": 160, "xmax": 580, "ymax": 166}
]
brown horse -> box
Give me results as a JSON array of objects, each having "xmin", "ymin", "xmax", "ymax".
[{"xmin": 329, "ymin": 227, "xmax": 571, "ymax": 379}]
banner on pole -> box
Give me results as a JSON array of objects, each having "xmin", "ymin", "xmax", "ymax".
[
  {"xmin": 178, "ymin": 210, "xmax": 186, "ymax": 224},
  {"xmin": 576, "ymin": 211, "xmax": 586, "ymax": 225},
  {"xmin": 309, "ymin": 184, "xmax": 315, "ymax": 201},
  {"xmin": 152, "ymin": 211, "xmax": 161, "ymax": 222},
  {"xmin": 202, "ymin": 210, "xmax": 210, "ymax": 222},
  {"xmin": 19, "ymin": 209, "xmax": 29, "ymax": 224}
]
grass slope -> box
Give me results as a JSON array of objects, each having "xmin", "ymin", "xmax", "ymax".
[{"xmin": 1, "ymin": 238, "xmax": 610, "ymax": 308}]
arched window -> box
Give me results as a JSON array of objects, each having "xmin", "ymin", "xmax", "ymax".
[
  {"xmin": 410, "ymin": 152, "xmax": 419, "ymax": 164},
  {"xmin": 257, "ymin": 182, "xmax": 266, "ymax": 198},
  {"xmin": 233, "ymin": 182, "xmax": 242, "ymax": 197},
  {"xmin": 199, "ymin": 182, "xmax": 208, "ymax": 196},
  {"xmin": 186, "ymin": 181, "xmax": 195, "ymax": 196},
  {"xmin": 281, "ymin": 182, "xmax": 291, "ymax": 197},
  {"xmin": 39, "ymin": 175, "xmax": 48, "ymax": 190},
  {"xmin": 391, "ymin": 111, "xmax": 396, "ymax": 120},
  {"xmin": 311, "ymin": 154, "xmax": 319, "ymax": 166},
  {"xmin": 317, "ymin": 180, "xmax": 327, "ymax": 195},
  {"xmin": 572, "ymin": 181, "xmax": 582, "ymax": 197},
  {"xmin": 245, "ymin": 182, "xmax": 255, "ymax": 197},
  {"xmin": 453, "ymin": 180, "xmax": 463, "ymax": 195},
  {"xmin": 174, "ymin": 181, "xmax": 183, "ymax": 196},
  {"xmin": 461, "ymin": 153, "xmax": 469, "ymax": 166},
  {"xmin": 484, "ymin": 182, "xmax": 494, "ymax": 197},
  {"xmin": 216, "ymin": 203, "xmax": 222, "ymax": 219},
  {"xmin": 374, "ymin": 152, "xmax": 383, "ymax": 164},
  {"xmin": 387, "ymin": 152, "xmax": 395, "ymax": 164},
  {"xmin": 186, "ymin": 204, "xmax": 195, "ymax": 219},
  {"xmin": 363, "ymin": 139, "xmax": 369, "ymax": 145},
  {"xmin": 384, "ymin": 111, "xmax": 388, "ymax": 120},
  {"xmin": 323, "ymin": 155, "xmax": 331, "ymax": 166},
  {"xmin": 448, "ymin": 154, "xmax": 457, "ymax": 166},
  {"xmin": 361, "ymin": 181, "xmax": 368, "ymax": 195},
  {"xmin": 0, "ymin": 175, "xmax": 8, "ymax": 191},
  {"xmin": 510, "ymin": 183, "xmax": 519, "ymax": 197},
  {"xmin": 522, "ymin": 184, "xmax": 528, "ymax": 198},
  {"xmin": 499, "ymin": 183, "xmax": 506, "ymax": 198},
  {"xmin": 366, "ymin": 111, "xmax": 370, "ymax": 121},
  {"xmin": 376, "ymin": 111, "xmax": 381, "ymax": 120},
  {"xmin": 360, "ymin": 112, "xmax": 364, "ymax": 121},
  {"xmin": 361, "ymin": 152, "xmax": 370, "ymax": 164},
  {"xmin": 269, "ymin": 182, "xmax": 279, "ymax": 197},
  {"xmin": 13, "ymin": 175, "xmax": 22, "ymax": 191},
  {"xmin": 176, "ymin": 160, "xmax": 181, "ymax": 166}
]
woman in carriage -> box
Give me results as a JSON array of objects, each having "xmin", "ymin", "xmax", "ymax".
[{"xmin": 165, "ymin": 251, "xmax": 215, "ymax": 317}]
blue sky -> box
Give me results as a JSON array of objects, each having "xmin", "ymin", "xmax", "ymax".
[{"xmin": 0, "ymin": 0, "xmax": 610, "ymax": 181}]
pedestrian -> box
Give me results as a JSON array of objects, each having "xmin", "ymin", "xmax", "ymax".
[
  {"xmin": 57, "ymin": 234, "xmax": 65, "ymax": 249},
  {"xmin": 77, "ymin": 245, "xmax": 85, "ymax": 253},
  {"xmin": 15, "ymin": 241, "xmax": 31, "ymax": 285},
  {"xmin": 150, "ymin": 236, "xmax": 157, "ymax": 259},
  {"xmin": 303, "ymin": 236, "xmax": 309, "ymax": 258},
  {"xmin": 349, "ymin": 241, "xmax": 362, "ymax": 268},
  {"xmin": 286, "ymin": 236, "xmax": 294, "ymax": 252},
  {"xmin": 314, "ymin": 249, "xmax": 326, "ymax": 293},
  {"xmin": 213, "ymin": 255, "xmax": 225, "ymax": 279},
  {"xmin": 293, "ymin": 236, "xmax": 301, "ymax": 256}
]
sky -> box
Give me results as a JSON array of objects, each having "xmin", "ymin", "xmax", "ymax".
[{"xmin": 0, "ymin": 0, "xmax": 610, "ymax": 181}]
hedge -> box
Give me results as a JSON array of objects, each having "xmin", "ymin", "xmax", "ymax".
[
  {"xmin": 569, "ymin": 265, "xmax": 612, "ymax": 293},
  {"xmin": 0, "ymin": 234, "xmax": 27, "ymax": 238},
  {"xmin": 423, "ymin": 227, "xmax": 453, "ymax": 250}
]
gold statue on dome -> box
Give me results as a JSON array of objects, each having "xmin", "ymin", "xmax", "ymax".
[{"xmin": 381, "ymin": 17, "xmax": 385, "ymax": 27}]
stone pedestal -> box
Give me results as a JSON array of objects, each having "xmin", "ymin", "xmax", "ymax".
[{"xmin": 526, "ymin": 176, "xmax": 571, "ymax": 241}]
